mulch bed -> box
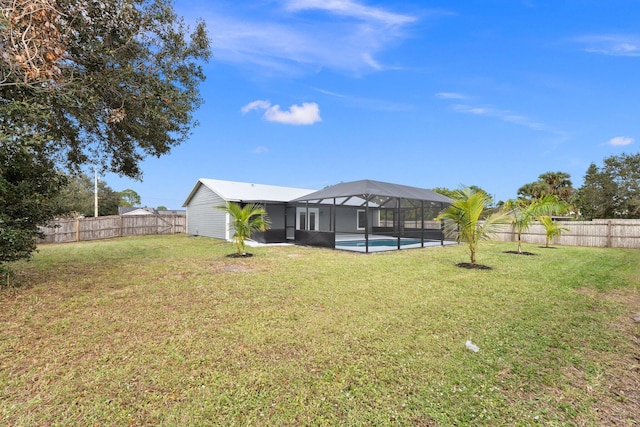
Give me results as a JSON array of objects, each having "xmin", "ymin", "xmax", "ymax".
[
  {"xmin": 225, "ymin": 253, "xmax": 254, "ymax": 258},
  {"xmin": 456, "ymin": 262, "xmax": 492, "ymax": 270}
]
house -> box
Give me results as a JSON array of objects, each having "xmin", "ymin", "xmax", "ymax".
[
  {"xmin": 119, "ymin": 207, "xmax": 156, "ymax": 216},
  {"xmin": 182, "ymin": 179, "xmax": 315, "ymax": 242},
  {"xmin": 118, "ymin": 207, "xmax": 186, "ymax": 216},
  {"xmin": 183, "ymin": 178, "xmax": 453, "ymax": 253}
]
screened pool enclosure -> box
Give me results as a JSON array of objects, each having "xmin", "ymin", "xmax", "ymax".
[{"xmin": 288, "ymin": 180, "xmax": 453, "ymax": 253}]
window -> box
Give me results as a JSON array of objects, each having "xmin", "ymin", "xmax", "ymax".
[
  {"xmin": 296, "ymin": 207, "xmax": 319, "ymax": 231},
  {"xmin": 309, "ymin": 211, "xmax": 317, "ymax": 231},
  {"xmin": 357, "ymin": 209, "xmax": 366, "ymax": 230},
  {"xmin": 299, "ymin": 211, "xmax": 306, "ymax": 231}
]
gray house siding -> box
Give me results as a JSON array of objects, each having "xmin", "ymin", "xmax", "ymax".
[
  {"xmin": 186, "ymin": 184, "xmax": 227, "ymax": 239},
  {"xmin": 265, "ymin": 204, "xmax": 285, "ymax": 229},
  {"xmin": 294, "ymin": 205, "xmax": 379, "ymax": 233},
  {"xmin": 335, "ymin": 206, "xmax": 379, "ymax": 233},
  {"xmin": 319, "ymin": 207, "xmax": 331, "ymax": 231}
]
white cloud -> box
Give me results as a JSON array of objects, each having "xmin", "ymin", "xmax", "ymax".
[
  {"xmin": 241, "ymin": 100, "xmax": 322, "ymax": 125},
  {"xmin": 251, "ymin": 146, "xmax": 270, "ymax": 154},
  {"xmin": 313, "ymin": 87, "xmax": 347, "ymax": 98},
  {"xmin": 201, "ymin": 1, "xmax": 428, "ymax": 75},
  {"xmin": 574, "ymin": 35, "xmax": 640, "ymax": 57},
  {"xmin": 607, "ymin": 136, "xmax": 634, "ymax": 146},
  {"xmin": 313, "ymin": 87, "xmax": 413, "ymax": 111},
  {"xmin": 241, "ymin": 100, "xmax": 272, "ymax": 114},
  {"xmin": 283, "ymin": 0, "xmax": 417, "ymax": 26},
  {"xmin": 451, "ymin": 104, "xmax": 547, "ymax": 131},
  {"xmin": 435, "ymin": 92, "xmax": 466, "ymax": 100},
  {"xmin": 361, "ymin": 52, "xmax": 382, "ymax": 71}
]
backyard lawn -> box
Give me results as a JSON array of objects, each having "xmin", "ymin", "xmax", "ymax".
[{"xmin": 1, "ymin": 235, "xmax": 638, "ymax": 426}]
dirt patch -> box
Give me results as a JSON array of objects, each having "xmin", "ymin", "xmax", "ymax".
[
  {"xmin": 456, "ymin": 262, "xmax": 492, "ymax": 270},
  {"xmin": 503, "ymin": 250, "xmax": 537, "ymax": 256},
  {"xmin": 210, "ymin": 262, "xmax": 255, "ymax": 274}
]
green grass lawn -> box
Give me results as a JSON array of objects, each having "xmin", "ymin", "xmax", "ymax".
[{"xmin": 1, "ymin": 235, "xmax": 639, "ymax": 426}]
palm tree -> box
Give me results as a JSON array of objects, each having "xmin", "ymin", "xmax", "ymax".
[
  {"xmin": 504, "ymin": 195, "xmax": 567, "ymax": 254},
  {"xmin": 436, "ymin": 187, "xmax": 510, "ymax": 266},
  {"xmin": 518, "ymin": 171, "xmax": 575, "ymax": 203},
  {"xmin": 217, "ymin": 202, "xmax": 271, "ymax": 256},
  {"xmin": 539, "ymin": 171, "xmax": 574, "ymax": 202},
  {"xmin": 538, "ymin": 215, "xmax": 569, "ymax": 248}
]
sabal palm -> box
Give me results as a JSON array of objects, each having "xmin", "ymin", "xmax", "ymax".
[
  {"xmin": 539, "ymin": 171, "xmax": 574, "ymax": 202},
  {"xmin": 217, "ymin": 202, "xmax": 271, "ymax": 255},
  {"xmin": 538, "ymin": 215, "xmax": 569, "ymax": 248},
  {"xmin": 437, "ymin": 188, "xmax": 509, "ymax": 265},
  {"xmin": 504, "ymin": 195, "xmax": 567, "ymax": 253}
]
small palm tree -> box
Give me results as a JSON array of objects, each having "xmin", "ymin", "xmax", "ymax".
[
  {"xmin": 217, "ymin": 202, "xmax": 271, "ymax": 256},
  {"xmin": 436, "ymin": 187, "xmax": 510, "ymax": 266},
  {"xmin": 504, "ymin": 195, "xmax": 567, "ymax": 254},
  {"xmin": 538, "ymin": 215, "xmax": 569, "ymax": 248}
]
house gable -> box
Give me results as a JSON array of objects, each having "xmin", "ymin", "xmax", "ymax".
[{"xmin": 184, "ymin": 182, "xmax": 228, "ymax": 239}]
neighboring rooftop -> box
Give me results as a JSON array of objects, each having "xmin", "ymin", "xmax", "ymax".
[{"xmin": 118, "ymin": 207, "xmax": 185, "ymax": 215}]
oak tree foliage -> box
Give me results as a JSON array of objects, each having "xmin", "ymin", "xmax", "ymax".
[
  {"xmin": 1, "ymin": 0, "xmax": 210, "ymax": 267},
  {"xmin": 2, "ymin": 0, "xmax": 211, "ymax": 178},
  {"xmin": 0, "ymin": 133, "xmax": 66, "ymax": 265}
]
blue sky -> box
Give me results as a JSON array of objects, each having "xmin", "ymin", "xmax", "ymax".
[{"xmin": 104, "ymin": 0, "xmax": 640, "ymax": 209}]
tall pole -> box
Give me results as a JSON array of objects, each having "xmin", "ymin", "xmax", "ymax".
[{"xmin": 94, "ymin": 168, "xmax": 99, "ymax": 217}]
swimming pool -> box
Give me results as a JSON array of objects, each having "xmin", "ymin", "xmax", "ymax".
[{"xmin": 336, "ymin": 238, "xmax": 424, "ymax": 247}]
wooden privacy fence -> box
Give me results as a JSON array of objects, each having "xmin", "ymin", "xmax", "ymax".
[
  {"xmin": 38, "ymin": 215, "xmax": 186, "ymax": 244},
  {"xmin": 492, "ymin": 219, "xmax": 640, "ymax": 249}
]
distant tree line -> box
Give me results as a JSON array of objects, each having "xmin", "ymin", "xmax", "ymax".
[
  {"xmin": 573, "ymin": 153, "xmax": 640, "ymax": 219},
  {"xmin": 54, "ymin": 174, "xmax": 141, "ymax": 218},
  {"xmin": 433, "ymin": 152, "xmax": 640, "ymax": 220}
]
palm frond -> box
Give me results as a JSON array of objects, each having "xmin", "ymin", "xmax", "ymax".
[{"xmin": 216, "ymin": 202, "xmax": 271, "ymax": 255}]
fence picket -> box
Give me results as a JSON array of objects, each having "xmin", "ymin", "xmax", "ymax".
[
  {"xmin": 38, "ymin": 215, "xmax": 186, "ymax": 244},
  {"xmin": 491, "ymin": 219, "xmax": 640, "ymax": 249}
]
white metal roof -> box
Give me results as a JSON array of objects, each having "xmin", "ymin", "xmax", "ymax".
[
  {"xmin": 183, "ymin": 178, "xmax": 316, "ymax": 206},
  {"xmin": 121, "ymin": 208, "xmax": 155, "ymax": 215}
]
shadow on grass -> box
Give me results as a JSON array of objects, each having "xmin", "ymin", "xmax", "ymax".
[{"xmin": 503, "ymin": 251, "xmax": 537, "ymax": 256}]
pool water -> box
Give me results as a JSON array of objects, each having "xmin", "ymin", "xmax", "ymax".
[{"xmin": 336, "ymin": 238, "xmax": 423, "ymax": 247}]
